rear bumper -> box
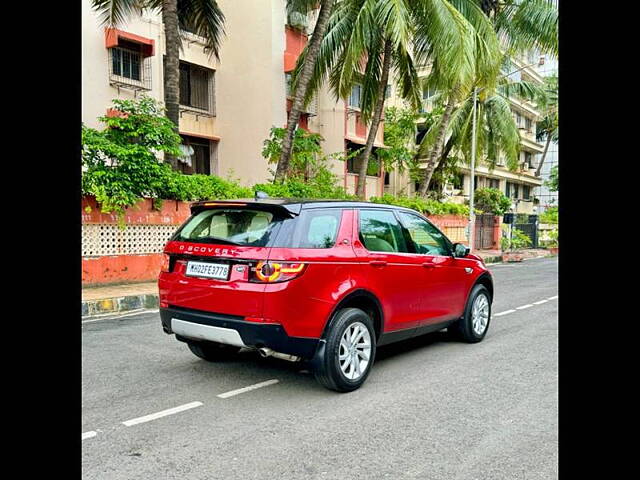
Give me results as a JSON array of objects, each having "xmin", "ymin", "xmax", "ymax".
[{"xmin": 160, "ymin": 306, "xmax": 320, "ymax": 359}]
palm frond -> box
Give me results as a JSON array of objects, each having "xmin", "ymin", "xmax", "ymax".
[
  {"xmin": 392, "ymin": 44, "xmax": 422, "ymax": 111},
  {"xmin": 497, "ymin": 79, "xmax": 547, "ymax": 104},
  {"xmin": 496, "ymin": 0, "xmax": 558, "ymax": 57},
  {"xmin": 91, "ymin": 0, "xmax": 142, "ymax": 26},
  {"xmin": 175, "ymin": 0, "xmax": 226, "ymax": 58},
  {"xmin": 412, "ymin": 0, "xmax": 477, "ymax": 93},
  {"xmin": 359, "ymin": 37, "xmax": 385, "ymax": 121}
]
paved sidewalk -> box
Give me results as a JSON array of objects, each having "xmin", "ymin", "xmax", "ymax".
[
  {"xmin": 82, "ymin": 282, "xmax": 158, "ymax": 317},
  {"xmin": 81, "ymin": 249, "xmax": 556, "ymax": 317}
]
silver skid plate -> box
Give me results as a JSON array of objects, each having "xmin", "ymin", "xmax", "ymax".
[{"xmin": 171, "ymin": 319, "xmax": 247, "ymax": 347}]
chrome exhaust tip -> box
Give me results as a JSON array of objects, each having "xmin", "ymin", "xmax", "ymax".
[{"xmin": 258, "ymin": 347, "xmax": 301, "ymax": 362}]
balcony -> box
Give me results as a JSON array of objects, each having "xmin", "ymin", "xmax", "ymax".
[{"xmin": 344, "ymin": 109, "xmax": 385, "ymax": 148}]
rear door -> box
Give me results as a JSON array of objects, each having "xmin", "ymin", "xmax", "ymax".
[
  {"xmin": 396, "ymin": 211, "xmax": 470, "ymax": 323},
  {"xmin": 352, "ymin": 208, "xmax": 430, "ymax": 333},
  {"xmin": 161, "ymin": 205, "xmax": 290, "ymax": 318}
]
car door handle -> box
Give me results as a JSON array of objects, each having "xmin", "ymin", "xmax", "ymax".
[
  {"xmin": 369, "ymin": 260, "xmax": 387, "ymax": 267},
  {"xmin": 422, "ymin": 262, "xmax": 435, "ymax": 269}
]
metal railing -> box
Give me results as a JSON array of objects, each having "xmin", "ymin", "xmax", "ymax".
[{"xmin": 108, "ymin": 47, "xmax": 152, "ymax": 92}]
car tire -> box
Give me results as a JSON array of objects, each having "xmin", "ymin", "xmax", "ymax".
[
  {"xmin": 313, "ymin": 308, "xmax": 377, "ymax": 393},
  {"xmin": 187, "ymin": 341, "xmax": 241, "ymax": 361},
  {"xmin": 448, "ymin": 284, "xmax": 492, "ymax": 343}
]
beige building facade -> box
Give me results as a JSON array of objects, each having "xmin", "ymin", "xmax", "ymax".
[{"xmin": 82, "ymin": 1, "xmax": 546, "ymax": 205}]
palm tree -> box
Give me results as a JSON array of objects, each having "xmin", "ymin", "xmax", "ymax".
[
  {"xmin": 534, "ymin": 72, "xmax": 558, "ymax": 176},
  {"xmin": 416, "ymin": 0, "xmax": 558, "ymax": 194},
  {"xmin": 415, "ymin": 0, "xmax": 502, "ymax": 195},
  {"xmin": 275, "ymin": 0, "xmax": 336, "ymax": 182},
  {"xmin": 300, "ymin": 0, "xmax": 482, "ymax": 198},
  {"xmin": 91, "ymin": 0, "xmax": 225, "ymax": 169},
  {"xmin": 418, "ymin": 72, "xmax": 548, "ymax": 198}
]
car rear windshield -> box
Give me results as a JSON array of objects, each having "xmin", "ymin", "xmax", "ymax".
[
  {"xmin": 172, "ymin": 208, "xmax": 285, "ymax": 247},
  {"xmin": 172, "ymin": 207, "xmax": 343, "ymax": 249}
]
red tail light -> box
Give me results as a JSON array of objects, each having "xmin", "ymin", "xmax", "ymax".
[
  {"xmin": 251, "ymin": 261, "xmax": 307, "ymax": 283},
  {"xmin": 160, "ymin": 253, "xmax": 171, "ymax": 273}
]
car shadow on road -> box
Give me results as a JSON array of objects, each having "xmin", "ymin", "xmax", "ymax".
[{"xmin": 374, "ymin": 330, "xmax": 454, "ymax": 363}]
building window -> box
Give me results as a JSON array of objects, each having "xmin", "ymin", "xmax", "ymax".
[
  {"xmin": 524, "ymin": 152, "xmax": 534, "ymax": 169},
  {"xmin": 179, "ymin": 61, "xmax": 215, "ymax": 114},
  {"xmin": 285, "ymin": 72, "xmax": 292, "ymax": 97},
  {"xmin": 522, "ymin": 185, "xmax": 531, "ymax": 200},
  {"xmin": 506, "ymin": 181, "xmax": 520, "ymax": 199},
  {"xmin": 487, "ymin": 178, "xmax": 499, "ymax": 189},
  {"xmin": 420, "ymin": 85, "xmax": 437, "ymax": 113},
  {"xmin": 514, "ymin": 111, "xmax": 523, "ymax": 128},
  {"xmin": 178, "ymin": 135, "xmax": 211, "ymax": 175},
  {"xmin": 345, "ymin": 141, "xmax": 380, "ymax": 177},
  {"xmin": 452, "ymin": 173, "xmax": 463, "ymax": 190},
  {"xmin": 108, "ymin": 40, "xmax": 152, "ymax": 90},
  {"xmin": 525, "ymin": 117, "xmax": 533, "ymax": 132},
  {"xmin": 348, "ymin": 85, "xmax": 362, "ymax": 109},
  {"xmin": 385, "ymin": 84, "xmax": 392, "ymax": 99}
]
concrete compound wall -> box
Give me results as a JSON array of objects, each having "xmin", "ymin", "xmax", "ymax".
[{"xmin": 82, "ymin": 196, "xmax": 481, "ymax": 286}]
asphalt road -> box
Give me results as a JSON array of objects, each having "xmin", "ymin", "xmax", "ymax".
[{"xmin": 82, "ymin": 257, "xmax": 558, "ymax": 480}]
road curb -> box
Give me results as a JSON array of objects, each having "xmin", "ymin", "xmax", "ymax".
[
  {"xmin": 82, "ymin": 294, "xmax": 158, "ymax": 317},
  {"xmin": 485, "ymin": 252, "xmax": 556, "ymax": 266}
]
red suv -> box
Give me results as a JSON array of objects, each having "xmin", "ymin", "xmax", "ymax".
[{"xmin": 159, "ymin": 199, "xmax": 493, "ymax": 392}]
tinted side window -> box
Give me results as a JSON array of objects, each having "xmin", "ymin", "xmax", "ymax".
[
  {"xmin": 272, "ymin": 208, "xmax": 342, "ymax": 248},
  {"xmin": 359, "ymin": 209, "xmax": 408, "ymax": 253},
  {"xmin": 397, "ymin": 212, "xmax": 450, "ymax": 256}
]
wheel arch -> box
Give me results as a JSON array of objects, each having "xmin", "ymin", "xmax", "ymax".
[
  {"xmin": 472, "ymin": 271, "xmax": 494, "ymax": 302},
  {"xmin": 321, "ymin": 289, "xmax": 385, "ymax": 341}
]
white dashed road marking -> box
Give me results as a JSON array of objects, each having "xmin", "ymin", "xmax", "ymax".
[
  {"xmin": 217, "ymin": 379, "xmax": 280, "ymax": 399},
  {"xmin": 122, "ymin": 401, "xmax": 203, "ymax": 427},
  {"xmin": 84, "ymin": 294, "xmax": 558, "ymax": 438}
]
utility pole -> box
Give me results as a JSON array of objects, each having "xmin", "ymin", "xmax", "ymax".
[{"xmin": 468, "ymin": 87, "xmax": 478, "ymax": 252}]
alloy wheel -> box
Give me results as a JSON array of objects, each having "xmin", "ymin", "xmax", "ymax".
[
  {"xmin": 338, "ymin": 322, "xmax": 372, "ymax": 380},
  {"xmin": 471, "ymin": 293, "xmax": 490, "ymax": 336}
]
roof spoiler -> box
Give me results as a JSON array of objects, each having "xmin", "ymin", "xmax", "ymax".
[{"xmin": 189, "ymin": 199, "xmax": 302, "ymax": 217}]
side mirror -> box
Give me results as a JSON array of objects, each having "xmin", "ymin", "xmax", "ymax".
[{"xmin": 453, "ymin": 243, "xmax": 470, "ymax": 258}]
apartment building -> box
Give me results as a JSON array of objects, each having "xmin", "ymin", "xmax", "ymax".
[
  {"xmin": 535, "ymin": 55, "xmax": 558, "ymax": 212},
  {"xmin": 83, "ymin": 0, "xmax": 289, "ymax": 187},
  {"xmin": 82, "ymin": 1, "xmax": 551, "ymax": 206},
  {"xmin": 82, "ymin": 0, "xmax": 388, "ymax": 198},
  {"xmin": 435, "ymin": 54, "xmax": 546, "ymax": 215}
]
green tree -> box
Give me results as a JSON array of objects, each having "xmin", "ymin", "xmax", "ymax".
[
  {"xmin": 303, "ymin": 0, "xmax": 485, "ymax": 198},
  {"xmin": 417, "ymin": 0, "xmax": 558, "ymax": 194},
  {"xmin": 376, "ymin": 106, "xmax": 419, "ymax": 175},
  {"xmin": 545, "ymin": 164, "xmax": 558, "ymax": 191},
  {"xmin": 262, "ymin": 126, "xmax": 324, "ymax": 181},
  {"xmin": 275, "ymin": 0, "xmax": 337, "ymax": 182},
  {"xmin": 82, "ymin": 97, "xmax": 182, "ymax": 218},
  {"xmin": 91, "ymin": 0, "xmax": 225, "ymax": 169},
  {"xmin": 474, "ymin": 187, "xmax": 511, "ymax": 215}
]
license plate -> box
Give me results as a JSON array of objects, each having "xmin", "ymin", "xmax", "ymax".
[{"xmin": 185, "ymin": 261, "xmax": 230, "ymax": 280}]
